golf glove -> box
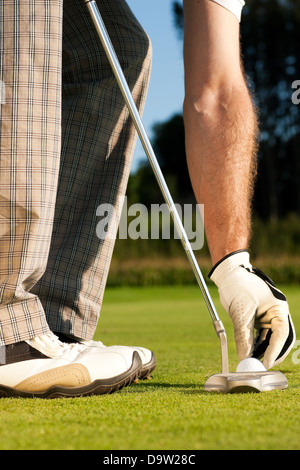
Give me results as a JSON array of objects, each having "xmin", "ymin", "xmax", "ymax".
[{"xmin": 209, "ymin": 250, "xmax": 295, "ymax": 369}]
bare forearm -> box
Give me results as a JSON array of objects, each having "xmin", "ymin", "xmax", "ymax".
[
  {"xmin": 182, "ymin": 0, "xmax": 258, "ymax": 265},
  {"xmin": 184, "ymin": 85, "xmax": 258, "ymax": 265}
]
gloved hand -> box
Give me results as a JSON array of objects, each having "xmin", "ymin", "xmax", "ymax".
[{"xmin": 209, "ymin": 250, "xmax": 295, "ymax": 369}]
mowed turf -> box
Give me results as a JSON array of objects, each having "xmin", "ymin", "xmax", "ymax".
[{"xmin": 0, "ymin": 284, "xmax": 299, "ymax": 450}]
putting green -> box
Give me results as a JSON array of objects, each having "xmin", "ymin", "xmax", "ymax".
[{"xmin": 0, "ymin": 285, "xmax": 299, "ymax": 450}]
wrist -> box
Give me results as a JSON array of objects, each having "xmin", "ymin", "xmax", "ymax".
[{"xmin": 208, "ymin": 249, "xmax": 251, "ymax": 286}]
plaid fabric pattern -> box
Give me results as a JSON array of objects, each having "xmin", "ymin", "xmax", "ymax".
[{"xmin": 0, "ymin": 0, "xmax": 152, "ymax": 345}]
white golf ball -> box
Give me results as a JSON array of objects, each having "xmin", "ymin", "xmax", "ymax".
[{"xmin": 236, "ymin": 358, "xmax": 266, "ymax": 372}]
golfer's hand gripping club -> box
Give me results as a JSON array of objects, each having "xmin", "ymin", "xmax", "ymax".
[{"xmin": 209, "ymin": 250, "xmax": 295, "ymax": 369}]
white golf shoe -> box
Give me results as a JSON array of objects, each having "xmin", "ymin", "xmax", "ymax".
[
  {"xmin": 56, "ymin": 333, "xmax": 156, "ymax": 380},
  {"xmin": 0, "ymin": 332, "xmax": 142, "ymax": 398}
]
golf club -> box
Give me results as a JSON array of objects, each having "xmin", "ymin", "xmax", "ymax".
[{"xmin": 84, "ymin": 0, "xmax": 288, "ymax": 393}]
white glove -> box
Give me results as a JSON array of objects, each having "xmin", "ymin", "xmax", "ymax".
[{"xmin": 209, "ymin": 250, "xmax": 295, "ymax": 369}]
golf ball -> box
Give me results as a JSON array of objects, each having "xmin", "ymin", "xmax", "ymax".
[{"xmin": 236, "ymin": 358, "xmax": 266, "ymax": 372}]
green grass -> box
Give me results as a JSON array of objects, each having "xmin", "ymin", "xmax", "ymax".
[{"xmin": 0, "ymin": 284, "xmax": 299, "ymax": 450}]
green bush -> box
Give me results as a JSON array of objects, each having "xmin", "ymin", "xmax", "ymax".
[
  {"xmin": 251, "ymin": 214, "xmax": 300, "ymax": 256},
  {"xmin": 108, "ymin": 214, "xmax": 300, "ymax": 286}
]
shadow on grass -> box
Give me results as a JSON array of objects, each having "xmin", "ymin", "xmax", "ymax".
[
  {"xmin": 129, "ymin": 366, "xmax": 300, "ymax": 395},
  {"xmin": 131, "ymin": 380, "xmax": 207, "ymax": 395}
]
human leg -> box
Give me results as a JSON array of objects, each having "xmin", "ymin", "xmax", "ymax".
[
  {"xmin": 0, "ymin": 0, "xmax": 143, "ymax": 396},
  {"xmin": 0, "ymin": 0, "xmax": 63, "ymax": 345},
  {"xmin": 31, "ymin": 0, "xmax": 152, "ymax": 340}
]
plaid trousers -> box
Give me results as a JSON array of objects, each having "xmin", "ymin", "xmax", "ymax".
[{"xmin": 0, "ymin": 0, "xmax": 152, "ymax": 345}]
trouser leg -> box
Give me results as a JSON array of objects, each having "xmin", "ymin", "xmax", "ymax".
[
  {"xmin": 32, "ymin": 0, "xmax": 152, "ymax": 340},
  {"xmin": 0, "ymin": 0, "xmax": 63, "ymax": 345}
]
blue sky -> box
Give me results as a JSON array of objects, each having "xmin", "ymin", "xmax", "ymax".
[{"xmin": 126, "ymin": 0, "xmax": 185, "ymax": 171}]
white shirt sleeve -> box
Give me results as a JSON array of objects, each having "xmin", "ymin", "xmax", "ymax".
[{"xmin": 210, "ymin": 0, "xmax": 245, "ymax": 22}]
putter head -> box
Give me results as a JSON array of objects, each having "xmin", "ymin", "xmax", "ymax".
[
  {"xmin": 204, "ymin": 370, "xmax": 288, "ymax": 393},
  {"xmin": 208, "ymin": 320, "xmax": 288, "ymax": 393}
]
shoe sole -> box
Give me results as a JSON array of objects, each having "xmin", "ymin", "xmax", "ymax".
[
  {"xmin": 0, "ymin": 352, "xmax": 142, "ymax": 399},
  {"xmin": 138, "ymin": 351, "xmax": 156, "ymax": 380}
]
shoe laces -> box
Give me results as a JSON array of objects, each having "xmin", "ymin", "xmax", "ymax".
[
  {"xmin": 26, "ymin": 331, "xmax": 87, "ymax": 360},
  {"xmin": 79, "ymin": 339, "xmax": 105, "ymax": 348}
]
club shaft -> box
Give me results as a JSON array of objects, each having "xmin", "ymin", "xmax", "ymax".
[{"xmin": 84, "ymin": 0, "xmax": 220, "ymax": 324}]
